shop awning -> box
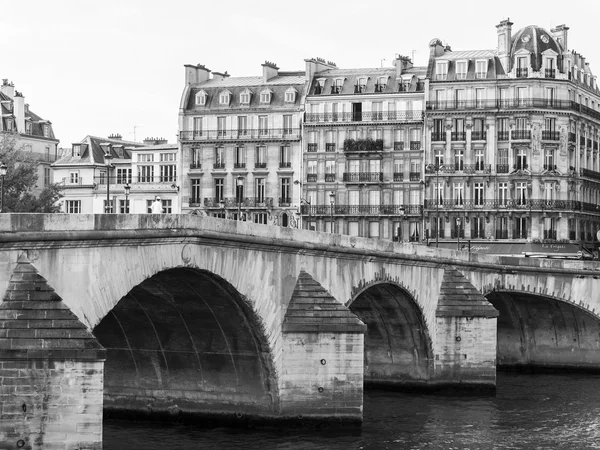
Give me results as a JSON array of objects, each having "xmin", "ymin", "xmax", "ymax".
[{"xmin": 432, "ymin": 241, "xmax": 584, "ymax": 258}]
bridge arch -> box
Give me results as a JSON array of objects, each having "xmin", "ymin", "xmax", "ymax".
[
  {"xmin": 485, "ymin": 288, "xmax": 600, "ymax": 371},
  {"xmin": 93, "ymin": 267, "xmax": 278, "ymax": 418},
  {"xmin": 348, "ymin": 281, "xmax": 434, "ymax": 387}
]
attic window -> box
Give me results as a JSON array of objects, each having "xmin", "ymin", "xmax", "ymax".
[
  {"xmin": 25, "ymin": 121, "xmax": 32, "ymax": 135},
  {"xmin": 43, "ymin": 125, "xmax": 50, "ymax": 138},
  {"xmin": 375, "ymin": 76, "xmax": 387, "ymax": 92},
  {"xmin": 260, "ymin": 90, "xmax": 271, "ymax": 104},
  {"xmin": 455, "ymin": 61, "xmax": 467, "ymax": 80},
  {"xmin": 5, "ymin": 119, "xmax": 13, "ymax": 131},
  {"xmin": 436, "ymin": 61, "xmax": 448, "ymax": 80},
  {"xmin": 284, "ymin": 88, "xmax": 297, "ymax": 103},
  {"xmin": 355, "ymin": 77, "xmax": 367, "ymax": 93},
  {"xmin": 195, "ymin": 91, "xmax": 207, "ymax": 106},
  {"xmin": 72, "ymin": 144, "xmax": 81, "ymax": 157},
  {"xmin": 315, "ymin": 79, "xmax": 326, "ymax": 95},
  {"xmin": 475, "ymin": 60, "xmax": 488, "ymax": 79},
  {"xmin": 331, "ymin": 78, "xmax": 344, "ymax": 94},
  {"xmin": 219, "ymin": 91, "xmax": 230, "ymax": 105},
  {"xmin": 240, "ymin": 90, "xmax": 251, "ymax": 104}
]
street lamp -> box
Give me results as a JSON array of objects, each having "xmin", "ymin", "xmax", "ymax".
[
  {"xmin": 0, "ymin": 163, "xmax": 7, "ymax": 213},
  {"xmin": 236, "ymin": 176, "xmax": 244, "ymax": 221},
  {"xmin": 426, "ymin": 163, "xmax": 443, "ymax": 247},
  {"xmin": 104, "ymin": 151, "xmax": 113, "ymax": 213},
  {"xmin": 329, "ymin": 191, "xmax": 335, "ymax": 233},
  {"xmin": 300, "ymin": 197, "xmax": 312, "ymax": 230},
  {"xmin": 124, "ymin": 183, "xmax": 131, "ymax": 213}
]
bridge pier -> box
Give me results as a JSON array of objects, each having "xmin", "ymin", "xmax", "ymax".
[
  {"xmin": 433, "ymin": 268, "xmax": 499, "ymax": 391},
  {"xmin": 280, "ymin": 271, "xmax": 366, "ymax": 423},
  {"xmin": 0, "ymin": 255, "xmax": 106, "ymax": 450}
]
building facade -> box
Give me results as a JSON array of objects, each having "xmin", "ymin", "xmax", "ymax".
[
  {"xmin": 424, "ymin": 20, "xmax": 600, "ymax": 253},
  {"xmin": 302, "ymin": 56, "xmax": 427, "ymax": 240},
  {"xmin": 0, "ymin": 79, "xmax": 59, "ymax": 195},
  {"xmin": 178, "ymin": 62, "xmax": 305, "ymax": 226}
]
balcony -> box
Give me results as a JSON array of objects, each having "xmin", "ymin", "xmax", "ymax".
[
  {"xmin": 544, "ymin": 230, "xmax": 557, "ymax": 240},
  {"xmin": 580, "ymin": 136, "xmax": 586, "ymax": 146},
  {"xmin": 498, "ymin": 131, "xmax": 509, "ymax": 141},
  {"xmin": 409, "ymin": 172, "xmax": 421, "ymax": 181},
  {"xmin": 254, "ymin": 162, "xmax": 267, "ymax": 169},
  {"xmin": 496, "ymin": 164, "xmax": 510, "ymax": 174},
  {"xmin": 325, "ymin": 173, "xmax": 336, "ymax": 182},
  {"xmin": 451, "ymin": 132, "xmax": 466, "ymax": 141},
  {"xmin": 180, "ymin": 128, "xmax": 301, "ymax": 141},
  {"xmin": 302, "ymin": 204, "xmax": 422, "ymax": 216},
  {"xmin": 189, "ymin": 162, "xmax": 202, "ymax": 169},
  {"xmin": 393, "ymin": 172, "xmax": 404, "ymax": 182},
  {"xmin": 94, "ymin": 175, "xmax": 178, "ymax": 186},
  {"xmin": 512, "ymin": 130, "xmax": 531, "ymax": 140},
  {"xmin": 307, "ymin": 143, "xmax": 318, "ymax": 152},
  {"xmin": 545, "ymin": 68, "xmax": 556, "ymax": 79},
  {"xmin": 307, "ymin": 173, "xmax": 317, "ymax": 182},
  {"xmin": 424, "ymin": 198, "xmax": 579, "ymax": 211},
  {"xmin": 432, "ymin": 132, "xmax": 445, "ymax": 142},
  {"xmin": 516, "ymin": 68, "xmax": 528, "ymax": 78},
  {"xmin": 410, "ymin": 141, "xmax": 421, "ymax": 150},
  {"xmin": 343, "ymin": 172, "xmax": 383, "ymax": 183},
  {"xmin": 279, "ymin": 197, "xmax": 291, "ymax": 206},
  {"xmin": 542, "ymin": 164, "xmax": 557, "ymax": 171},
  {"xmin": 394, "ymin": 142, "xmax": 404, "ymax": 151},
  {"xmin": 471, "ymin": 131, "xmax": 485, "ymax": 141},
  {"xmin": 542, "ymin": 130, "xmax": 560, "ymax": 141},
  {"xmin": 213, "ymin": 163, "xmax": 225, "ymax": 169},
  {"xmin": 279, "ymin": 161, "xmax": 292, "ymax": 169},
  {"xmin": 496, "ymin": 230, "xmax": 509, "ymax": 239},
  {"xmin": 304, "ymin": 111, "xmax": 424, "ymax": 123},
  {"xmin": 233, "ymin": 162, "xmax": 246, "ymax": 169},
  {"xmin": 569, "ymin": 132, "xmax": 576, "ymax": 143},
  {"xmin": 325, "ymin": 143, "xmax": 336, "ymax": 152},
  {"xmin": 463, "ymin": 164, "xmax": 491, "ymax": 174},
  {"xmin": 204, "ymin": 197, "xmax": 274, "ymax": 208},
  {"xmin": 188, "ymin": 197, "xmax": 202, "ymax": 207},
  {"xmin": 343, "ymin": 138, "xmax": 383, "ymax": 153},
  {"xmin": 580, "ymin": 168, "xmax": 600, "ymax": 182}
]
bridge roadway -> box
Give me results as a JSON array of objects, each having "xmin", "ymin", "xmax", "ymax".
[{"xmin": 1, "ymin": 213, "xmax": 600, "ymax": 449}]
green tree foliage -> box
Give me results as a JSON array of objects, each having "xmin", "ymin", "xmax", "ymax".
[{"xmin": 0, "ymin": 132, "xmax": 63, "ymax": 212}]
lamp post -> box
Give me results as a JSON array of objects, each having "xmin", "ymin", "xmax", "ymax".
[
  {"xmin": 426, "ymin": 163, "xmax": 442, "ymax": 247},
  {"xmin": 0, "ymin": 163, "xmax": 7, "ymax": 213},
  {"xmin": 329, "ymin": 191, "xmax": 335, "ymax": 233},
  {"xmin": 104, "ymin": 152, "xmax": 113, "ymax": 213},
  {"xmin": 300, "ymin": 197, "xmax": 311, "ymax": 230},
  {"xmin": 124, "ymin": 183, "xmax": 131, "ymax": 213},
  {"xmin": 236, "ymin": 176, "xmax": 244, "ymax": 221}
]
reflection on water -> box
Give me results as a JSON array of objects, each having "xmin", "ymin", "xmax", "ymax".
[{"xmin": 104, "ymin": 373, "xmax": 600, "ymax": 450}]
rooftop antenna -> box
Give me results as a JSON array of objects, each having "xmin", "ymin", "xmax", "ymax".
[
  {"xmin": 133, "ymin": 125, "xmax": 143, "ymax": 142},
  {"xmin": 380, "ymin": 58, "xmax": 387, "ymax": 68},
  {"xmin": 412, "ymin": 50, "xmax": 417, "ymax": 62}
]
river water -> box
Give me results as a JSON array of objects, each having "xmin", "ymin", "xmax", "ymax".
[{"xmin": 104, "ymin": 373, "xmax": 600, "ymax": 449}]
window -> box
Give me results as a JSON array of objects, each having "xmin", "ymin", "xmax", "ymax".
[
  {"xmin": 436, "ymin": 61, "xmax": 448, "ymax": 80},
  {"xmin": 496, "ymin": 216, "xmax": 508, "ymax": 239},
  {"xmin": 498, "ymin": 88, "xmax": 508, "ymax": 108},
  {"xmin": 546, "ymin": 87, "xmax": 555, "ymax": 107},
  {"xmin": 214, "ymin": 178, "xmax": 224, "ymax": 201},
  {"xmin": 44, "ymin": 168, "xmax": 51, "ymax": 186},
  {"xmin": 454, "ymin": 149, "xmax": 464, "ymax": 170},
  {"xmin": 240, "ymin": 90, "xmax": 251, "ymax": 104},
  {"xmin": 280, "ymin": 145, "xmax": 291, "ymax": 167},
  {"xmin": 453, "ymin": 182, "xmax": 464, "ymax": 206},
  {"xmin": 498, "ymin": 182, "xmax": 508, "ymax": 206},
  {"xmin": 285, "ymin": 88, "xmax": 296, "ymax": 103},
  {"xmin": 254, "ymin": 213, "xmax": 268, "ymax": 224},
  {"xmin": 348, "ymin": 190, "xmax": 359, "ymax": 206},
  {"xmin": 473, "ymin": 182, "xmax": 484, "ymax": 206},
  {"xmin": 514, "ymin": 217, "xmax": 527, "ymax": 238},
  {"xmin": 119, "ymin": 199, "xmax": 130, "ymax": 213},
  {"xmin": 160, "ymin": 165, "xmax": 176, "ymax": 182},
  {"xmin": 544, "ymin": 148, "xmax": 555, "ymax": 170},
  {"xmin": 260, "ymin": 90, "xmax": 271, "ymax": 103},
  {"xmin": 66, "ymin": 200, "xmax": 81, "ymax": 214},
  {"xmin": 43, "ymin": 125, "xmax": 50, "ymax": 137},
  {"xmin": 196, "ymin": 91, "xmax": 207, "ymax": 106},
  {"xmin": 256, "ymin": 146, "xmax": 266, "ymax": 167},
  {"xmin": 193, "ymin": 117, "xmax": 203, "ymax": 137},
  {"xmin": 234, "ymin": 146, "xmax": 246, "ymax": 167},
  {"xmin": 475, "ymin": 148, "xmax": 484, "ymax": 170},
  {"xmin": 356, "ymin": 77, "xmax": 367, "ymax": 93},
  {"xmin": 99, "ymin": 171, "xmax": 107, "ymax": 185},
  {"xmin": 455, "ymin": 61, "xmax": 467, "ymax": 79},
  {"xmin": 215, "ymin": 147, "xmax": 225, "ymax": 167},
  {"xmin": 515, "ymin": 147, "xmax": 527, "ymax": 170},
  {"xmin": 191, "ymin": 179, "xmax": 201, "ymax": 202},
  {"xmin": 375, "ymin": 76, "xmax": 387, "ymax": 92},
  {"xmin": 370, "ymin": 159, "xmax": 381, "ymax": 174},
  {"xmin": 283, "ymin": 115, "xmax": 293, "ymax": 134},
  {"xmin": 435, "ymin": 182, "xmax": 444, "ymax": 204},
  {"xmin": 258, "ymin": 116, "xmax": 268, "ymax": 135},
  {"xmin": 435, "ymin": 148, "xmax": 444, "ymax": 168},
  {"xmin": 146, "ymin": 200, "xmax": 154, "ymax": 214},
  {"xmin": 332, "ymin": 79, "xmax": 344, "ymax": 94},
  {"xmin": 471, "ymin": 216, "xmax": 486, "ymax": 238},
  {"xmin": 369, "ymin": 190, "xmax": 381, "ymax": 206},
  {"xmin": 219, "ymin": 91, "xmax": 230, "ymax": 105},
  {"xmin": 217, "ymin": 116, "xmax": 226, "ymax": 137},
  {"xmin": 191, "ymin": 148, "xmax": 202, "ymax": 168},
  {"xmin": 372, "ymin": 102, "xmax": 383, "ymax": 120},
  {"xmin": 516, "ymin": 182, "xmax": 528, "ymax": 206},
  {"xmin": 369, "ymin": 222, "xmax": 380, "ymax": 238},
  {"xmin": 516, "ymin": 56, "xmax": 528, "ymax": 77},
  {"xmin": 5, "ymin": 119, "xmax": 13, "ymax": 131},
  {"xmin": 138, "ymin": 165, "xmax": 154, "ymax": 183},
  {"xmin": 476, "ymin": 60, "xmax": 487, "ymax": 79},
  {"xmin": 544, "ymin": 182, "xmax": 555, "ymax": 204},
  {"xmin": 69, "ymin": 171, "xmax": 79, "ymax": 185},
  {"xmin": 238, "ymin": 116, "xmax": 248, "ymax": 136},
  {"xmin": 162, "ymin": 199, "xmax": 172, "ymax": 214},
  {"xmin": 475, "ymin": 89, "xmax": 486, "ymax": 108},
  {"xmin": 103, "ymin": 200, "xmax": 114, "ymax": 214},
  {"xmin": 307, "ymin": 160, "xmax": 317, "ymax": 174},
  {"xmin": 409, "ymin": 221, "xmax": 420, "ymax": 242},
  {"xmin": 139, "ymin": 154, "xmax": 154, "ymax": 162},
  {"xmin": 517, "ymin": 87, "xmax": 528, "ymax": 106},
  {"xmin": 544, "ymin": 217, "xmax": 557, "ymax": 240},
  {"xmin": 280, "ymin": 178, "xmax": 291, "ymax": 203},
  {"xmin": 117, "ymin": 168, "xmax": 132, "ymax": 184},
  {"xmin": 25, "ymin": 121, "xmax": 32, "ymax": 134},
  {"xmin": 255, "ymin": 178, "xmax": 265, "ymax": 202},
  {"xmin": 72, "ymin": 145, "xmax": 81, "ymax": 157}
]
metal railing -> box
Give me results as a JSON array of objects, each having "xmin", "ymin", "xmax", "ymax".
[
  {"xmin": 580, "ymin": 168, "xmax": 600, "ymax": 182},
  {"xmin": 190, "ymin": 162, "xmax": 202, "ymax": 169},
  {"xmin": 451, "ymin": 132, "xmax": 466, "ymax": 141},
  {"xmin": 394, "ymin": 142, "xmax": 404, "ymax": 151},
  {"xmin": 93, "ymin": 176, "xmax": 177, "ymax": 185},
  {"xmin": 516, "ymin": 68, "xmax": 528, "ymax": 78},
  {"xmin": 471, "ymin": 131, "xmax": 486, "ymax": 140},
  {"xmin": 393, "ymin": 173, "xmax": 403, "ymax": 182},
  {"xmin": 409, "ymin": 172, "xmax": 421, "ymax": 181},
  {"xmin": 325, "ymin": 143, "xmax": 336, "ymax": 152},
  {"xmin": 180, "ymin": 128, "xmax": 301, "ymax": 141},
  {"xmin": 432, "ymin": 132, "xmax": 446, "ymax": 142},
  {"xmin": 342, "ymin": 172, "xmax": 383, "ymax": 183},
  {"xmin": 301, "ymin": 204, "xmax": 423, "ymax": 216},
  {"xmin": 410, "ymin": 141, "xmax": 421, "ymax": 150},
  {"xmin": 307, "ymin": 173, "xmax": 317, "ymax": 182},
  {"xmin": 545, "ymin": 69, "xmax": 556, "ymax": 78},
  {"xmin": 279, "ymin": 162, "xmax": 292, "ymax": 168},
  {"xmin": 304, "ymin": 111, "xmax": 424, "ymax": 123},
  {"xmin": 512, "ymin": 130, "xmax": 531, "ymax": 140},
  {"xmin": 424, "ymin": 198, "xmax": 586, "ymax": 210},
  {"xmin": 325, "ymin": 173, "xmax": 336, "ymax": 182},
  {"xmin": 203, "ymin": 197, "xmax": 274, "ymax": 208},
  {"xmin": 542, "ymin": 131, "xmax": 560, "ymax": 140},
  {"xmin": 496, "ymin": 164, "xmax": 510, "ymax": 173},
  {"xmin": 307, "ymin": 143, "xmax": 317, "ymax": 152},
  {"xmin": 498, "ymin": 131, "xmax": 509, "ymax": 141}
]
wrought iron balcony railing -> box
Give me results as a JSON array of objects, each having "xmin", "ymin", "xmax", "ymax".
[
  {"xmin": 410, "ymin": 141, "xmax": 421, "ymax": 150},
  {"xmin": 233, "ymin": 162, "xmax": 246, "ymax": 169},
  {"xmin": 190, "ymin": 162, "xmax": 202, "ymax": 169},
  {"xmin": 545, "ymin": 68, "xmax": 556, "ymax": 78},
  {"xmin": 542, "ymin": 131, "xmax": 560, "ymax": 140},
  {"xmin": 580, "ymin": 168, "xmax": 600, "ymax": 182},
  {"xmin": 188, "ymin": 197, "xmax": 202, "ymax": 207},
  {"xmin": 432, "ymin": 132, "xmax": 446, "ymax": 142},
  {"xmin": 498, "ymin": 131, "xmax": 509, "ymax": 141},
  {"xmin": 307, "ymin": 173, "xmax": 317, "ymax": 182},
  {"xmin": 394, "ymin": 142, "xmax": 404, "ymax": 151},
  {"xmin": 325, "ymin": 143, "xmax": 336, "ymax": 152},
  {"xmin": 393, "ymin": 172, "xmax": 403, "ymax": 182},
  {"xmin": 424, "ymin": 198, "xmax": 583, "ymax": 211},
  {"xmin": 254, "ymin": 162, "xmax": 267, "ymax": 169},
  {"xmin": 301, "ymin": 204, "xmax": 423, "ymax": 216},
  {"xmin": 451, "ymin": 132, "xmax": 466, "ymax": 141},
  {"xmin": 409, "ymin": 172, "xmax": 421, "ymax": 181},
  {"xmin": 180, "ymin": 128, "xmax": 301, "ymax": 141},
  {"xmin": 516, "ymin": 68, "xmax": 528, "ymax": 78},
  {"xmin": 307, "ymin": 143, "xmax": 318, "ymax": 152},
  {"xmin": 279, "ymin": 197, "xmax": 291, "ymax": 206},
  {"xmin": 279, "ymin": 161, "xmax": 292, "ymax": 168},
  {"xmin": 512, "ymin": 130, "xmax": 531, "ymax": 140},
  {"xmin": 203, "ymin": 197, "xmax": 274, "ymax": 208},
  {"xmin": 496, "ymin": 164, "xmax": 510, "ymax": 174},
  {"xmin": 342, "ymin": 172, "xmax": 383, "ymax": 183},
  {"xmin": 213, "ymin": 163, "xmax": 225, "ymax": 169},
  {"xmin": 304, "ymin": 111, "xmax": 424, "ymax": 123},
  {"xmin": 471, "ymin": 131, "xmax": 486, "ymax": 140},
  {"xmin": 325, "ymin": 173, "xmax": 336, "ymax": 182}
]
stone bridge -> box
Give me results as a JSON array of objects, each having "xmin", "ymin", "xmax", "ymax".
[{"xmin": 1, "ymin": 213, "xmax": 600, "ymax": 449}]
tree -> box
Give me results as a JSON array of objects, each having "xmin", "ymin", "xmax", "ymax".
[{"xmin": 0, "ymin": 132, "xmax": 63, "ymax": 212}]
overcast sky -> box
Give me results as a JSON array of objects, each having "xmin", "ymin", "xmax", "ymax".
[{"xmin": 1, "ymin": 0, "xmax": 598, "ymax": 147}]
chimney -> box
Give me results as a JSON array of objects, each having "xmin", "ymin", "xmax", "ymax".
[
  {"xmin": 0, "ymin": 79, "xmax": 15, "ymax": 99},
  {"xmin": 428, "ymin": 39, "xmax": 446, "ymax": 58},
  {"xmin": 13, "ymin": 91, "xmax": 25, "ymax": 134},
  {"xmin": 304, "ymin": 57, "xmax": 337, "ymax": 82},
  {"xmin": 262, "ymin": 61, "xmax": 279, "ymax": 82},
  {"xmin": 212, "ymin": 71, "xmax": 230, "ymax": 80},
  {"xmin": 108, "ymin": 133, "xmax": 122, "ymax": 140},
  {"xmin": 143, "ymin": 137, "xmax": 168, "ymax": 146},
  {"xmin": 184, "ymin": 63, "xmax": 211, "ymax": 85},
  {"xmin": 496, "ymin": 18, "xmax": 513, "ymax": 73},
  {"xmin": 551, "ymin": 24, "xmax": 569, "ymax": 52}
]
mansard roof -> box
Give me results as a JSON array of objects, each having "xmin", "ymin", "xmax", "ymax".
[{"xmin": 52, "ymin": 135, "xmax": 143, "ymax": 166}]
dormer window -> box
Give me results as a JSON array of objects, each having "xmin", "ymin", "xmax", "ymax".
[
  {"xmin": 475, "ymin": 60, "xmax": 488, "ymax": 79},
  {"xmin": 315, "ymin": 79, "xmax": 326, "ymax": 95},
  {"xmin": 516, "ymin": 56, "xmax": 529, "ymax": 78},
  {"xmin": 25, "ymin": 121, "xmax": 32, "ymax": 135},
  {"xmin": 375, "ymin": 76, "xmax": 387, "ymax": 92},
  {"xmin": 455, "ymin": 61, "xmax": 468, "ymax": 80},
  {"xmin": 331, "ymin": 78, "xmax": 344, "ymax": 94},
  {"xmin": 355, "ymin": 77, "xmax": 367, "ymax": 93},
  {"xmin": 43, "ymin": 125, "xmax": 50, "ymax": 137},
  {"xmin": 219, "ymin": 91, "xmax": 231, "ymax": 105},
  {"xmin": 72, "ymin": 144, "xmax": 81, "ymax": 157},
  {"xmin": 240, "ymin": 89, "xmax": 251, "ymax": 104},
  {"xmin": 436, "ymin": 61, "xmax": 448, "ymax": 80},
  {"xmin": 260, "ymin": 90, "xmax": 272, "ymax": 104},
  {"xmin": 195, "ymin": 90, "xmax": 207, "ymax": 106},
  {"xmin": 284, "ymin": 88, "xmax": 297, "ymax": 103}
]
